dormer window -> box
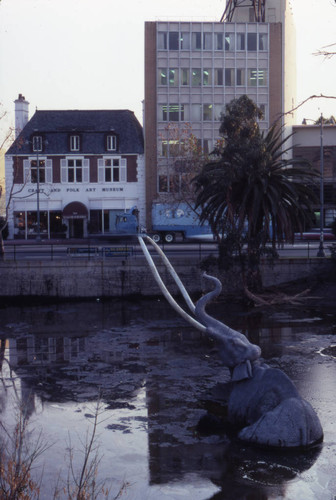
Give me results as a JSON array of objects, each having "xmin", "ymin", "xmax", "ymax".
[
  {"xmin": 32, "ymin": 136, "xmax": 43, "ymax": 152},
  {"xmin": 106, "ymin": 135, "xmax": 117, "ymax": 151},
  {"xmin": 70, "ymin": 135, "xmax": 80, "ymax": 151}
]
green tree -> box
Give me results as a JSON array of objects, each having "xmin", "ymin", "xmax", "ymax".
[{"xmin": 194, "ymin": 95, "xmax": 319, "ymax": 292}]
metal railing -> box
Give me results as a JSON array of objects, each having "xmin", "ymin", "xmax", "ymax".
[{"xmin": 2, "ymin": 240, "xmax": 333, "ymax": 262}]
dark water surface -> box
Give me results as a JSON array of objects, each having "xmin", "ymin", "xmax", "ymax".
[{"xmin": 0, "ymin": 295, "xmax": 335, "ymax": 499}]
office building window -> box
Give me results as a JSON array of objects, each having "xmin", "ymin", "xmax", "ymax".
[
  {"xmin": 192, "ymin": 32, "xmax": 202, "ymax": 49},
  {"xmin": 169, "ymin": 32, "xmax": 179, "ymax": 50},
  {"xmin": 161, "ymin": 104, "xmax": 185, "ymax": 121},
  {"xmin": 215, "ymin": 68, "xmax": 223, "ymax": 86},
  {"xmin": 203, "ymin": 69, "xmax": 212, "ymax": 85},
  {"xmin": 214, "ymin": 105, "xmax": 224, "ymax": 121},
  {"xmin": 247, "ymin": 33, "xmax": 257, "ymax": 51},
  {"xmin": 158, "ymin": 32, "xmax": 167, "ymax": 49},
  {"xmin": 203, "ymin": 104, "xmax": 213, "ymax": 121},
  {"xmin": 181, "ymin": 68, "xmax": 190, "ymax": 86},
  {"xmin": 192, "ymin": 69, "xmax": 202, "ymax": 86},
  {"xmin": 180, "ymin": 32, "xmax": 190, "ymax": 49},
  {"xmin": 236, "ymin": 33, "xmax": 245, "ymax": 50},
  {"xmin": 215, "ymin": 33, "xmax": 223, "ymax": 50},
  {"xmin": 203, "ymin": 33, "xmax": 212, "ymax": 50},
  {"xmin": 191, "ymin": 104, "xmax": 202, "ymax": 121},
  {"xmin": 159, "ymin": 68, "xmax": 167, "ymax": 85},
  {"xmin": 161, "ymin": 140, "xmax": 180, "ymax": 157},
  {"xmin": 248, "ymin": 69, "xmax": 268, "ymax": 86},
  {"xmin": 225, "ymin": 33, "xmax": 234, "ymax": 50},
  {"xmin": 259, "ymin": 33, "xmax": 268, "ymax": 51},
  {"xmin": 32, "ymin": 136, "xmax": 43, "ymax": 152},
  {"xmin": 169, "ymin": 69, "xmax": 178, "ymax": 86},
  {"xmin": 236, "ymin": 68, "xmax": 246, "ymax": 86},
  {"xmin": 225, "ymin": 68, "xmax": 234, "ymax": 86}
]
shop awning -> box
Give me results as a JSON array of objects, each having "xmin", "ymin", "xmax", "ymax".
[{"xmin": 62, "ymin": 202, "xmax": 88, "ymax": 218}]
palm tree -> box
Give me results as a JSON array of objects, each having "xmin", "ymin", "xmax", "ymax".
[{"xmin": 193, "ymin": 96, "xmax": 319, "ymax": 291}]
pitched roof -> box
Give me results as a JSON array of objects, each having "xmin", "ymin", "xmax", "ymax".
[{"xmin": 6, "ymin": 109, "xmax": 144, "ymax": 155}]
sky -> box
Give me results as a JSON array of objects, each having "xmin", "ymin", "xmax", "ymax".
[{"xmin": 0, "ymin": 0, "xmax": 336, "ymax": 145}]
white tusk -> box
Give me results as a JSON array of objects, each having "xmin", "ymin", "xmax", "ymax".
[{"xmin": 138, "ymin": 236, "xmax": 206, "ymax": 332}]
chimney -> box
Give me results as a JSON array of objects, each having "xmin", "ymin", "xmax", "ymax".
[{"xmin": 14, "ymin": 94, "xmax": 29, "ymax": 138}]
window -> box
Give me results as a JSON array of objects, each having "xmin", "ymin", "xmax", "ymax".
[
  {"xmin": 31, "ymin": 160, "xmax": 46, "ymax": 183},
  {"xmin": 203, "ymin": 33, "xmax": 212, "ymax": 50},
  {"xmin": 203, "ymin": 69, "xmax": 212, "ymax": 85},
  {"xmin": 98, "ymin": 157, "xmax": 127, "ymax": 182},
  {"xmin": 68, "ymin": 159, "xmax": 82, "ymax": 182},
  {"xmin": 214, "ymin": 105, "xmax": 224, "ymax": 121},
  {"xmin": 203, "ymin": 104, "xmax": 212, "ymax": 121},
  {"xmin": 161, "ymin": 104, "xmax": 185, "ymax": 121},
  {"xmin": 158, "ymin": 32, "xmax": 167, "ymax": 49},
  {"xmin": 70, "ymin": 135, "xmax": 80, "ymax": 151},
  {"xmin": 169, "ymin": 69, "xmax": 178, "ymax": 86},
  {"xmin": 161, "ymin": 140, "xmax": 180, "ymax": 157},
  {"xmin": 259, "ymin": 33, "xmax": 268, "ymax": 51},
  {"xmin": 192, "ymin": 69, "xmax": 202, "ymax": 86},
  {"xmin": 181, "ymin": 68, "xmax": 189, "ymax": 86},
  {"xmin": 247, "ymin": 33, "xmax": 257, "ymax": 51},
  {"xmin": 225, "ymin": 33, "xmax": 234, "ymax": 50},
  {"xmin": 32, "ymin": 136, "xmax": 43, "ymax": 152},
  {"xmin": 191, "ymin": 104, "xmax": 202, "ymax": 121},
  {"xmin": 169, "ymin": 32, "xmax": 179, "ymax": 50},
  {"xmin": 106, "ymin": 135, "xmax": 117, "ymax": 151},
  {"xmin": 23, "ymin": 158, "xmax": 52, "ymax": 183},
  {"xmin": 158, "ymin": 175, "xmax": 168, "ymax": 192},
  {"xmin": 159, "ymin": 68, "xmax": 167, "ymax": 85},
  {"xmin": 237, "ymin": 68, "xmax": 246, "ymax": 86},
  {"xmin": 180, "ymin": 33, "xmax": 190, "ymax": 49},
  {"xmin": 249, "ymin": 69, "xmax": 268, "ymax": 86},
  {"xmin": 236, "ymin": 33, "xmax": 245, "ymax": 50},
  {"xmin": 214, "ymin": 69, "xmax": 223, "ymax": 86},
  {"xmin": 215, "ymin": 33, "xmax": 223, "ymax": 50},
  {"xmin": 61, "ymin": 157, "xmax": 89, "ymax": 183},
  {"xmin": 225, "ymin": 68, "xmax": 234, "ymax": 86},
  {"xmin": 247, "ymin": 69, "xmax": 268, "ymax": 86},
  {"xmin": 192, "ymin": 32, "xmax": 201, "ymax": 49}
]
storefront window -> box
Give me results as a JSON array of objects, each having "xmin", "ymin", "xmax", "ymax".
[
  {"xmin": 27, "ymin": 211, "xmax": 48, "ymax": 236},
  {"xmin": 50, "ymin": 211, "xmax": 65, "ymax": 235},
  {"xmin": 89, "ymin": 210, "xmax": 102, "ymax": 234},
  {"xmin": 14, "ymin": 212, "xmax": 25, "ymax": 237}
]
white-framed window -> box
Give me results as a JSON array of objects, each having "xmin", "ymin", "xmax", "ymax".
[
  {"xmin": 98, "ymin": 156, "xmax": 127, "ymax": 183},
  {"xmin": 32, "ymin": 136, "xmax": 43, "ymax": 152},
  {"xmin": 70, "ymin": 135, "xmax": 80, "ymax": 151},
  {"xmin": 106, "ymin": 135, "xmax": 117, "ymax": 151},
  {"xmin": 23, "ymin": 158, "xmax": 52, "ymax": 183},
  {"xmin": 61, "ymin": 157, "xmax": 89, "ymax": 183}
]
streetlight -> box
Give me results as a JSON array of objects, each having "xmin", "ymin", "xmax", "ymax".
[
  {"xmin": 302, "ymin": 115, "xmax": 325, "ymax": 257},
  {"xmin": 35, "ymin": 148, "xmax": 41, "ymax": 242},
  {"xmin": 317, "ymin": 113, "xmax": 325, "ymax": 257}
]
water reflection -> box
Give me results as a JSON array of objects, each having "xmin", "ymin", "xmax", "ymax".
[{"xmin": 0, "ymin": 299, "xmax": 335, "ymax": 499}]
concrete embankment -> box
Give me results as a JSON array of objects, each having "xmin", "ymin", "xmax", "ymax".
[{"xmin": 0, "ymin": 255, "xmax": 333, "ymax": 299}]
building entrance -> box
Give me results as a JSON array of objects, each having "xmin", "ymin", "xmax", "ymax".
[{"xmin": 69, "ymin": 218, "xmax": 84, "ymax": 238}]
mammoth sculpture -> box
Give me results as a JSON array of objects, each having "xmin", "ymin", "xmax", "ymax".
[{"xmin": 138, "ymin": 235, "xmax": 323, "ymax": 449}]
